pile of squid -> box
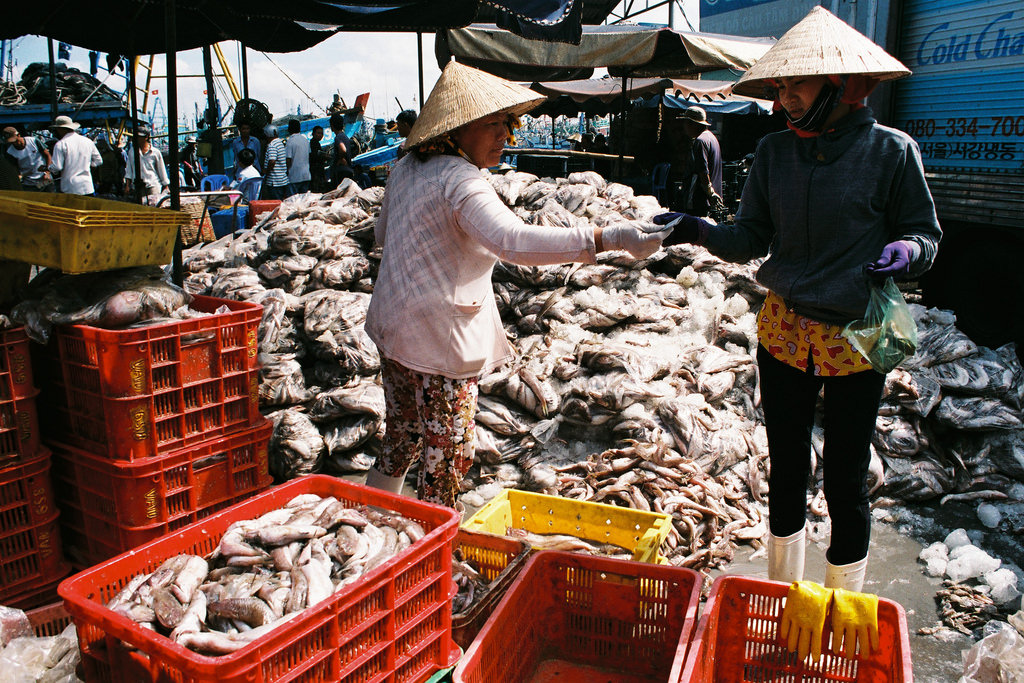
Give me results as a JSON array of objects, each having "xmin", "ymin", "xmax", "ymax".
[{"xmin": 181, "ymin": 170, "xmax": 1024, "ymax": 579}]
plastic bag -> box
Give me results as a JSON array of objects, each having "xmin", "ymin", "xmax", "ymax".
[
  {"xmin": 959, "ymin": 623, "xmax": 1024, "ymax": 683},
  {"xmin": 843, "ymin": 277, "xmax": 918, "ymax": 374}
]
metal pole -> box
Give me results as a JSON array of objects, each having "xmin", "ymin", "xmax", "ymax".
[
  {"xmin": 240, "ymin": 43, "xmax": 249, "ymax": 100},
  {"xmin": 618, "ymin": 73, "xmax": 628, "ymax": 180},
  {"xmin": 128, "ymin": 57, "xmax": 144, "ymax": 203},
  {"xmin": 47, "ymin": 39, "xmax": 58, "ymax": 121},
  {"xmin": 202, "ymin": 46, "xmax": 224, "ymax": 175},
  {"xmin": 416, "ymin": 33, "xmax": 424, "ymax": 109},
  {"xmin": 165, "ymin": 0, "xmax": 183, "ymax": 285}
]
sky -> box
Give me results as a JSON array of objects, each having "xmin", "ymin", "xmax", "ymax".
[{"xmin": 2, "ymin": 2, "xmax": 680, "ymax": 132}]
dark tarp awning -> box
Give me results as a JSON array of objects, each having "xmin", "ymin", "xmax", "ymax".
[
  {"xmin": 437, "ymin": 23, "xmax": 776, "ymax": 81},
  {"xmin": 0, "ymin": 0, "xmax": 600, "ymax": 55},
  {"xmin": 527, "ymin": 77, "xmax": 739, "ymax": 116},
  {"xmin": 531, "ymin": 77, "xmax": 736, "ymax": 103},
  {"xmin": 527, "ymin": 79, "xmax": 765, "ymax": 117}
]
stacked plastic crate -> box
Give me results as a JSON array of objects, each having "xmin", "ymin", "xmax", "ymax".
[
  {"xmin": 40, "ymin": 295, "xmax": 274, "ymax": 568},
  {"xmin": 0, "ymin": 326, "xmax": 71, "ymax": 608}
]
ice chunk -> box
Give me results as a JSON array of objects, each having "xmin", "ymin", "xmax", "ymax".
[
  {"xmin": 977, "ymin": 503, "xmax": 1002, "ymax": 529},
  {"xmin": 919, "ymin": 541, "xmax": 948, "ymax": 562},
  {"xmin": 983, "ymin": 568, "xmax": 1022, "ymax": 605},
  {"xmin": 1010, "ymin": 483, "xmax": 1024, "ymax": 501},
  {"xmin": 944, "ymin": 528, "xmax": 971, "ymax": 549},
  {"xmin": 946, "ymin": 544, "xmax": 1001, "ymax": 583},
  {"xmin": 918, "ymin": 542, "xmax": 949, "ymax": 578},
  {"xmin": 924, "ymin": 557, "xmax": 948, "ymax": 577}
]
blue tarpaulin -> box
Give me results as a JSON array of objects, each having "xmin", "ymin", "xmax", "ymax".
[{"xmin": 637, "ymin": 93, "xmax": 773, "ymax": 115}]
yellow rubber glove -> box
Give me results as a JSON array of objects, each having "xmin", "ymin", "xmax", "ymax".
[
  {"xmin": 830, "ymin": 588, "xmax": 879, "ymax": 659},
  {"xmin": 779, "ymin": 581, "xmax": 833, "ymax": 662}
]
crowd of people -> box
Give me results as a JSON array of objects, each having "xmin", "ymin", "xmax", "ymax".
[{"xmin": 1, "ymin": 108, "xmax": 415, "ymax": 199}]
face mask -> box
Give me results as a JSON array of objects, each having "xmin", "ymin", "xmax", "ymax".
[{"xmin": 784, "ymin": 81, "xmax": 844, "ymax": 132}]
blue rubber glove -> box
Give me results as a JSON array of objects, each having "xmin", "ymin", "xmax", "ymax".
[
  {"xmin": 651, "ymin": 212, "xmax": 704, "ymax": 247},
  {"xmin": 867, "ymin": 241, "xmax": 913, "ymax": 279}
]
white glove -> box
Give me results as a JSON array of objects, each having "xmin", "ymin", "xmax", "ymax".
[{"xmin": 601, "ymin": 222, "xmax": 673, "ymax": 259}]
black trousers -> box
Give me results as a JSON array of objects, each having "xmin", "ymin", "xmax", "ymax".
[{"xmin": 757, "ymin": 345, "xmax": 886, "ymax": 565}]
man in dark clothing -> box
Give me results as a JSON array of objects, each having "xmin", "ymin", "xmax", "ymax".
[
  {"xmin": 181, "ymin": 136, "xmax": 204, "ymax": 189},
  {"xmin": 309, "ymin": 125, "xmax": 327, "ymax": 192},
  {"xmin": 681, "ymin": 106, "xmax": 724, "ymax": 217},
  {"xmin": 328, "ymin": 113, "xmax": 354, "ymax": 187}
]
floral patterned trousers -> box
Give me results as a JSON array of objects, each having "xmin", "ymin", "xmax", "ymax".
[{"xmin": 377, "ymin": 357, "xmax": 478, "ymax": 507}]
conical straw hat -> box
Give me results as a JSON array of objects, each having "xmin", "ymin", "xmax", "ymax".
[
  {"xmin": 733, "ymin": 6, "xmax": 910, "ymax": 98},
  {"xmin": 404, "ymin": 60, "xmax": 546, "ymax": 148}
]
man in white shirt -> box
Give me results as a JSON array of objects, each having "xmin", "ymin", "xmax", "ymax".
[
  {"xmin": 3, "ymin": 126, "xmax": 53, "ymax": 191},
  {"xmin": 124, "ymin": 129, "xmax": 170, "ymax": 197},
  {"xmin": 284, "ymin": 119, "xmax": 311, "ymax": 194},
  {"xmin": 47, "ymin": 115, "xmax": 102, "ymax": 195}
]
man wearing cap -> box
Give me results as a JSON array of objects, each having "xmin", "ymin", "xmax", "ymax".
[
  {"xmin": 181, "ymin": 136, "xmax": 204, "ymax": 189},
  {"xmin": 362, "ymin": 60, "xmax": 672, "ymax": 508},
  {"xmin": 124, "ymin": 128, "xmax": 169, "ymax": 197},
  {"xmin": 261, "ymin": 125, "xmax": 291, "ymax": 199},
  {"xmin": 679, "ymin": 106, "xmax": 723, "ymax": 217},
  {"xmin": 653, "ymin": 10, "xmax": 940, "ymax": 655},
  {"xmin": 3, "ymin": 127, "xmax": 53, "ymax": 191},
  {"xmin": 47, "ymin": 115, "xmax": 102, "ymax": 195}
]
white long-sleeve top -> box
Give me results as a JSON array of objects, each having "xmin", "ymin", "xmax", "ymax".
[
  {"xmin": 49, "ymin": 132, "xmax": 101, "ymax": 194},
  {"xmin": 366, "ymin": 154, "xmax": 596, "ymax": 379},
  {"xmin": 125, "ymin": 145, "xmax": 169, "ymax": 194}
]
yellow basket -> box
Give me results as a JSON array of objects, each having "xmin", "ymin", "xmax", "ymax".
[
  {"xmin": 462, "ymin": 489, "xmax": 672, "ymax": 564},
  {"xmin": 0, "ymin": 191, "xmax": 188, "ymax": 273}
]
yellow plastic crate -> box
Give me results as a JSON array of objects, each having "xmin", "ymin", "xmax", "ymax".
[
  {"xmin": 0, "ymin": 191, "xmax": 188, "ymax": 273},
  {"xmin": 463, "ymin": 489, "xmax": 672, "ymax": 564}
]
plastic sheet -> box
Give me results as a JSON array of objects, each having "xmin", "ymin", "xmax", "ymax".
[{"xmin": 959, "ymin": 623, "xmax": 1024, "ymax": 683}]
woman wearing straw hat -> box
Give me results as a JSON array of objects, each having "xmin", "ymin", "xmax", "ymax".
[
  {"xmin": 363, "ymin": 61, "xmax": 672, "ymax": 508},
  {"xmin": 655, "ymin": 7, "xmax": 941, "ymax": 596}
]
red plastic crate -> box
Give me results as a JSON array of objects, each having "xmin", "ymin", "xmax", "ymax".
[
  {"xmin": 676, "ymin": 575, "xmax": 912, "ymax": 683},
  {"xmin": 0, "ymin": 449, "xmax": 57, "ymax": 535},
  {"xmin": 55, "ymin": 295, "xmax": 259, "ymax": 398},
  {"xmin": 0, "ymin": 389, "xmax": 41, "ymax": 467},
  {"xmin": 42, "ymin": 295, "xmax": 262, "ymax": 461},
  {"xmin": 0, "ymin": 509, "xmax": 65, "ymax": 598},
  {"xmin": 58, "ymin": 475, "xmax": 461, "ymax": 683},
  {"xmin": 454, "ymin": 550, "xmax": 702, "ymax": 683},
  {"xmin": 247, "ymin": 199, "xmax": 280, "ymax": 228},
  {"xmin": 57, "ymin": 491, "xmax": 255, "ymax": 568},
  {"xmin": 2, "ymin": 564, "xmax": 72, "ymax": 610},
  {"xmin": 48, "ymin": 417, "xmax": 271, "ymax": 528},
  {"xmin": 451, "ymin": 529, "xmax": 531, "ymax": 651},
  {"xmin": 26, "ymin": 601, "xmax": 74, "ymax": 637},
  {"xmin": 0, "ymin": 326, "xmax": 35, "ymax": 401}
]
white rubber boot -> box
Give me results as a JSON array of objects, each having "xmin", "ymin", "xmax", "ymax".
[
  {"xmin": 825, "ymin": 555, "xmax": 868, "ymax": 592},
  {"xmin": 363, "ymin": 468, "xmax": 406, "ymax": 495},
  {"xmin": 768, "ymin": 525, "xmax": 806, "ymax": 583}
]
